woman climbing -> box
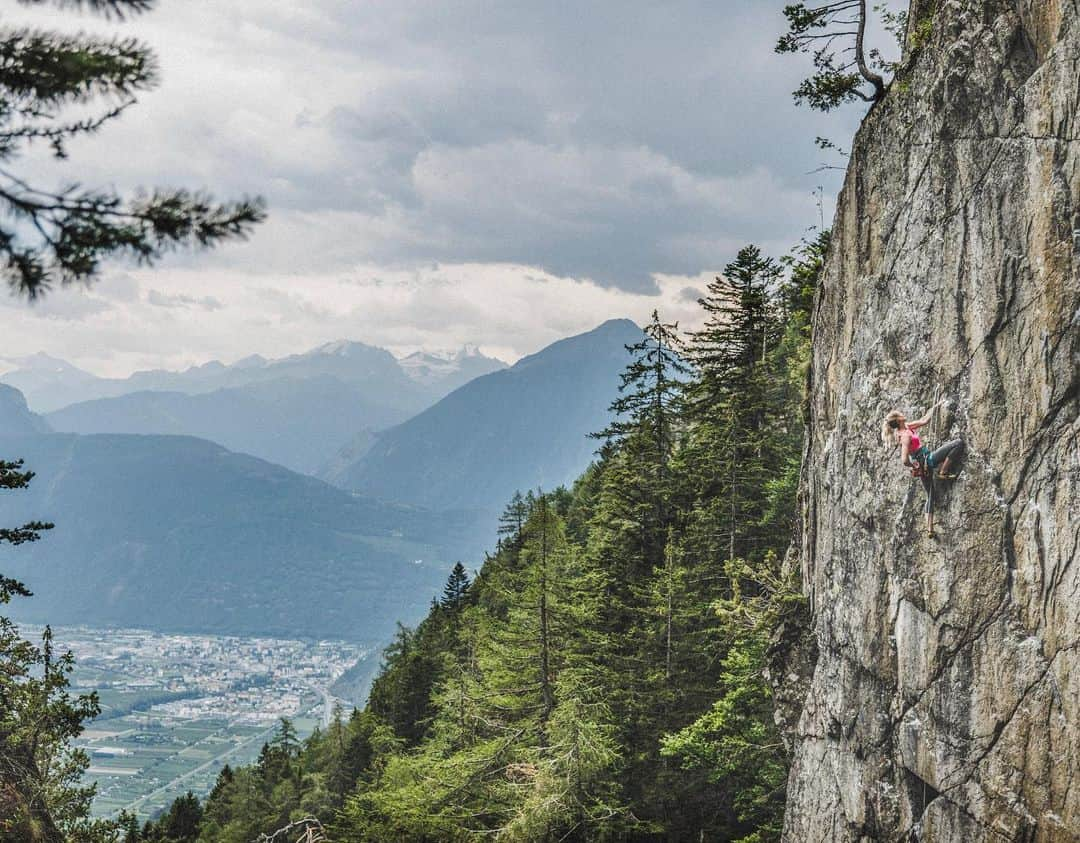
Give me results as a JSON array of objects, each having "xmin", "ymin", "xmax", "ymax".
[{"xmin": 882, "ymin": 402, "xmax": 965, "ymax": 538}]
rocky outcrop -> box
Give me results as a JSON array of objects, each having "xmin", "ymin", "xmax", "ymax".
[{"xmin": 781, "ymin": 1, "xmax": 1080, "ymax": 841}]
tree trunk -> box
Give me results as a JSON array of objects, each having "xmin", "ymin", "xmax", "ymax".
[
  {"xmin": 855, "ymin": 0, "xmax": 886, "ymax": 98},
  {"xmin": 538, "ymin": 508, "xmax": 554, "ymax": 731}
]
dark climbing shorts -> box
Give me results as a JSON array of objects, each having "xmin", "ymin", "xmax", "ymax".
[{"xmin": 919, "ymin": 439, "xmax": 966, "ymax": 514}]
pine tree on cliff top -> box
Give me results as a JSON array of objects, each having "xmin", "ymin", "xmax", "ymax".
[{"xmin": 776, "ymin": 0, "xmax": 887, "ymax": 110}]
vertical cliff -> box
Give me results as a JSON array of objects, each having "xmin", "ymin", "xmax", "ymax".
[{"xmin": 781, "ymin": 1, "xmax": 1080, "ymax": 840}]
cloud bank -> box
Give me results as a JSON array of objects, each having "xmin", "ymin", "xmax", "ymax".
[{"xmin": 1, "ymin": 0, "xmax": 874, "ymax": 373}]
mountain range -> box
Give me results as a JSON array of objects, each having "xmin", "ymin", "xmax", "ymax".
[
  {"xmin": 323, "ymin": 319, "xmax": 642, "ymax": 515},
  {"xmin": 0, "ymin": 320, "xmax": 641, "ymax": 641},
  {"xmin": 10, "ymin": 342, "xmax": 505, "ymax": 474},
  {"xmin": 2, "ymin": 341, "xmax": 506, "ymax": 413}
]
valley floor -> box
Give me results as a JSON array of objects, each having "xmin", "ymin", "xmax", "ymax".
[{"xmin": 27, "ymin": 625, "xmax": 369, "ymax": 821}]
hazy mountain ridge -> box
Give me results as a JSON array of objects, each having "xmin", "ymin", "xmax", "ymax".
[
  {"xmin": 1, "ymin": 340, "xmax": 507, "ymax": 414},
  {"xmin": 18, "ymin": 341, "xmax": 506, "ymax": 473},
  {"xmin": 0, "ymin": 384, "xmax": 51, "ymax": 436},
  {"xmin": 0, "ymin": 429, "xmax": 485, "ymax": 641},
  {"xmin": 46, "ymin": 376, "xmax": 413, "ymax": 475},
  {"xmin": 324, "ymin": 319, "xmax": 642, "ymax": 516}
]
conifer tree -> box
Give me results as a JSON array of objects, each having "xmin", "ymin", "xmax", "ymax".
[
  {"xmin": 441, "ymin": 562, "xmax": 471, "ymax": 610},
  {"xmin": 683, "ymin": 245, "xmax": 785, "ymax": 564},
  {"xmin": 686, "ymin": 245, "xmax": 782, "ymax": 421},
  {"xmin": 591, "ymin": 310, "xmax": 688, "ymax": 577},
  {"xmin": 497, "ymin": 491, "xmax": 531, "ymax": 549},
  {"xmin": 0, "ymin": 461, "xmax": 107, "ymax": 843},
  {"xmin": 156, "ymin": 790, "xmax": 202, "ymax": 842},
  {"xmin": 0, "ymin": 0, "xmax": 263, "ymax": 298},
  {"xmin": 580, "ymin": 312, "xmax": 695, "ymax": 829},
  {"xmin": 366, "ymin": 625, "xmax": 444, "ymax": 746},
  {"xmin": 492, "ymin": 496, "xmax": 575, "ymax": 735},
  {"xmin": 117, "ymin": 810, "xmax": 140, "ymax": 843}
]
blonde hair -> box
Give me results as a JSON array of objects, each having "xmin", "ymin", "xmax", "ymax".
[{"xmin": 881, "ymin": 410, "xmax": 906, "ymax": 446}]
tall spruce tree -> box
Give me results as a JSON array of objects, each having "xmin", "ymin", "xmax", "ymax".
[
  {"xmin": 441, "ymin": 563, "xmax": 471, "ymax": 610},
  {"xmin": 582, "ymin": 312, "xmax": 695, "ymax": 831},
  {"xmin": 683, "ymin": 245, "xmax": 785, "ymax": 565},
  {"xmin": 592, "ymin": 310, "xmax": 688, "ymax": 576}
]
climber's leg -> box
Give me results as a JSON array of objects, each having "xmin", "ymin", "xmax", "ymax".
[{"xmin": 930, "ymin": 439, "xmax": 966, "ymax": 480}]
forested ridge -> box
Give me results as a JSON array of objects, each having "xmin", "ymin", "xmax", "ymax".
[{"xmin": 115, "ymin": 232, "xmax": 826, "ymax": 843}]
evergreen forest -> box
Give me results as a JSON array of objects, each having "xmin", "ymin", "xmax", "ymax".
[{"xmin": 105, "ymin": 232, "xmax": 827, "ymax": 842}]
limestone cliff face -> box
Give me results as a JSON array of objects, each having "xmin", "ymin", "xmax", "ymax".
[{"xmin": 781, "ymin": 1, "xmax": 1080, "ymax": 840}]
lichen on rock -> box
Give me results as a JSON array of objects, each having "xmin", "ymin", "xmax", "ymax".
[{"xmin": 778, "ymin": 1, "xmax": 1080, "ymax": 840}]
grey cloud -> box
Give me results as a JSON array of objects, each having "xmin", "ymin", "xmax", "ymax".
[
  {"xmin": 7, "ymin": 0, "xmax": 885, "ymax": 291},
  {"xmin": 146, "ymin": 290, "xmax": 224, "ymax": 311},
  {"xmin": 4, "ymin": 289, "xmax": 113, "ymax": 321}
]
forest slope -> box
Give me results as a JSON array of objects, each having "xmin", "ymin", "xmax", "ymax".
[{"xmin": 0, "ymin": 428, "xmax": 481, "ymax": 641}]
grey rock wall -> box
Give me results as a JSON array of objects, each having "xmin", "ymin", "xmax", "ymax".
[{"xmin": 781, "ymin": 1, "xmax": 1080, "ymax": 840}]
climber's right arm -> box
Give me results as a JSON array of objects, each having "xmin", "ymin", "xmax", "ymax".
[{"xmin": 909, "ymin": 400, "xmax": 945, "ymax": 431}]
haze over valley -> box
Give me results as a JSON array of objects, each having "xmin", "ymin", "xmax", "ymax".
[{"xmin": 0, "ymin": 321, "xmax": 641, "ymax": 643}]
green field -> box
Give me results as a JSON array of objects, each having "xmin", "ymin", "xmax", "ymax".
[{"xmin": 83, "ymin": 705, "xmax": 320, "ymax": 820}]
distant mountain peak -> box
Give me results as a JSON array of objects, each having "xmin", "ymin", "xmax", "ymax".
[
  {"xmin": 323, "ymin": 319, "xmax": 641, "ymax": 512},
  {"xmin": 312, "ymin": 339, "xmax": 385, "ymax": 358},
  {"xmin": 397, "ymin": 346, "xmax": 507, "ymax": 387},
  {"xmin": 8, "ymin": 352, "xmax": 86, "ymax": 373},
  {"xmin": 316, "ymin": 339, "xmax": 357, "ymax": 356},
  {"xmin": 0, "ymin": 383, "xmax": 51, "ymax": 435},
  {"xmin": 592, "ymin": 317, "xmax": 640, "ymax": 333},
  {"xmin": 232, "ymin": 354, "xmax": 268, "ymax": 369}
]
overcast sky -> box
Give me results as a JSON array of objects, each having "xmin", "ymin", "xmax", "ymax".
[{"xmin": 0, "ymin": 1, "xmax": 875, "ymax": 376}]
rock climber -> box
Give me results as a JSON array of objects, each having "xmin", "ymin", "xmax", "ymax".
[{"xmin": 881, "ymin": 402, "xmax": 965, "ymax": 538}]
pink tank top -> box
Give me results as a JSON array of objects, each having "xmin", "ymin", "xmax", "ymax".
[{"xmin": 905, "ymin": 429, "xmax": 921, "ymax": 452}]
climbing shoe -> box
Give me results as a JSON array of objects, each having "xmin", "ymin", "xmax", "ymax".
[{"xmin": 936, "ymin": 471, "xmax": 958, "ymax": 481}]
